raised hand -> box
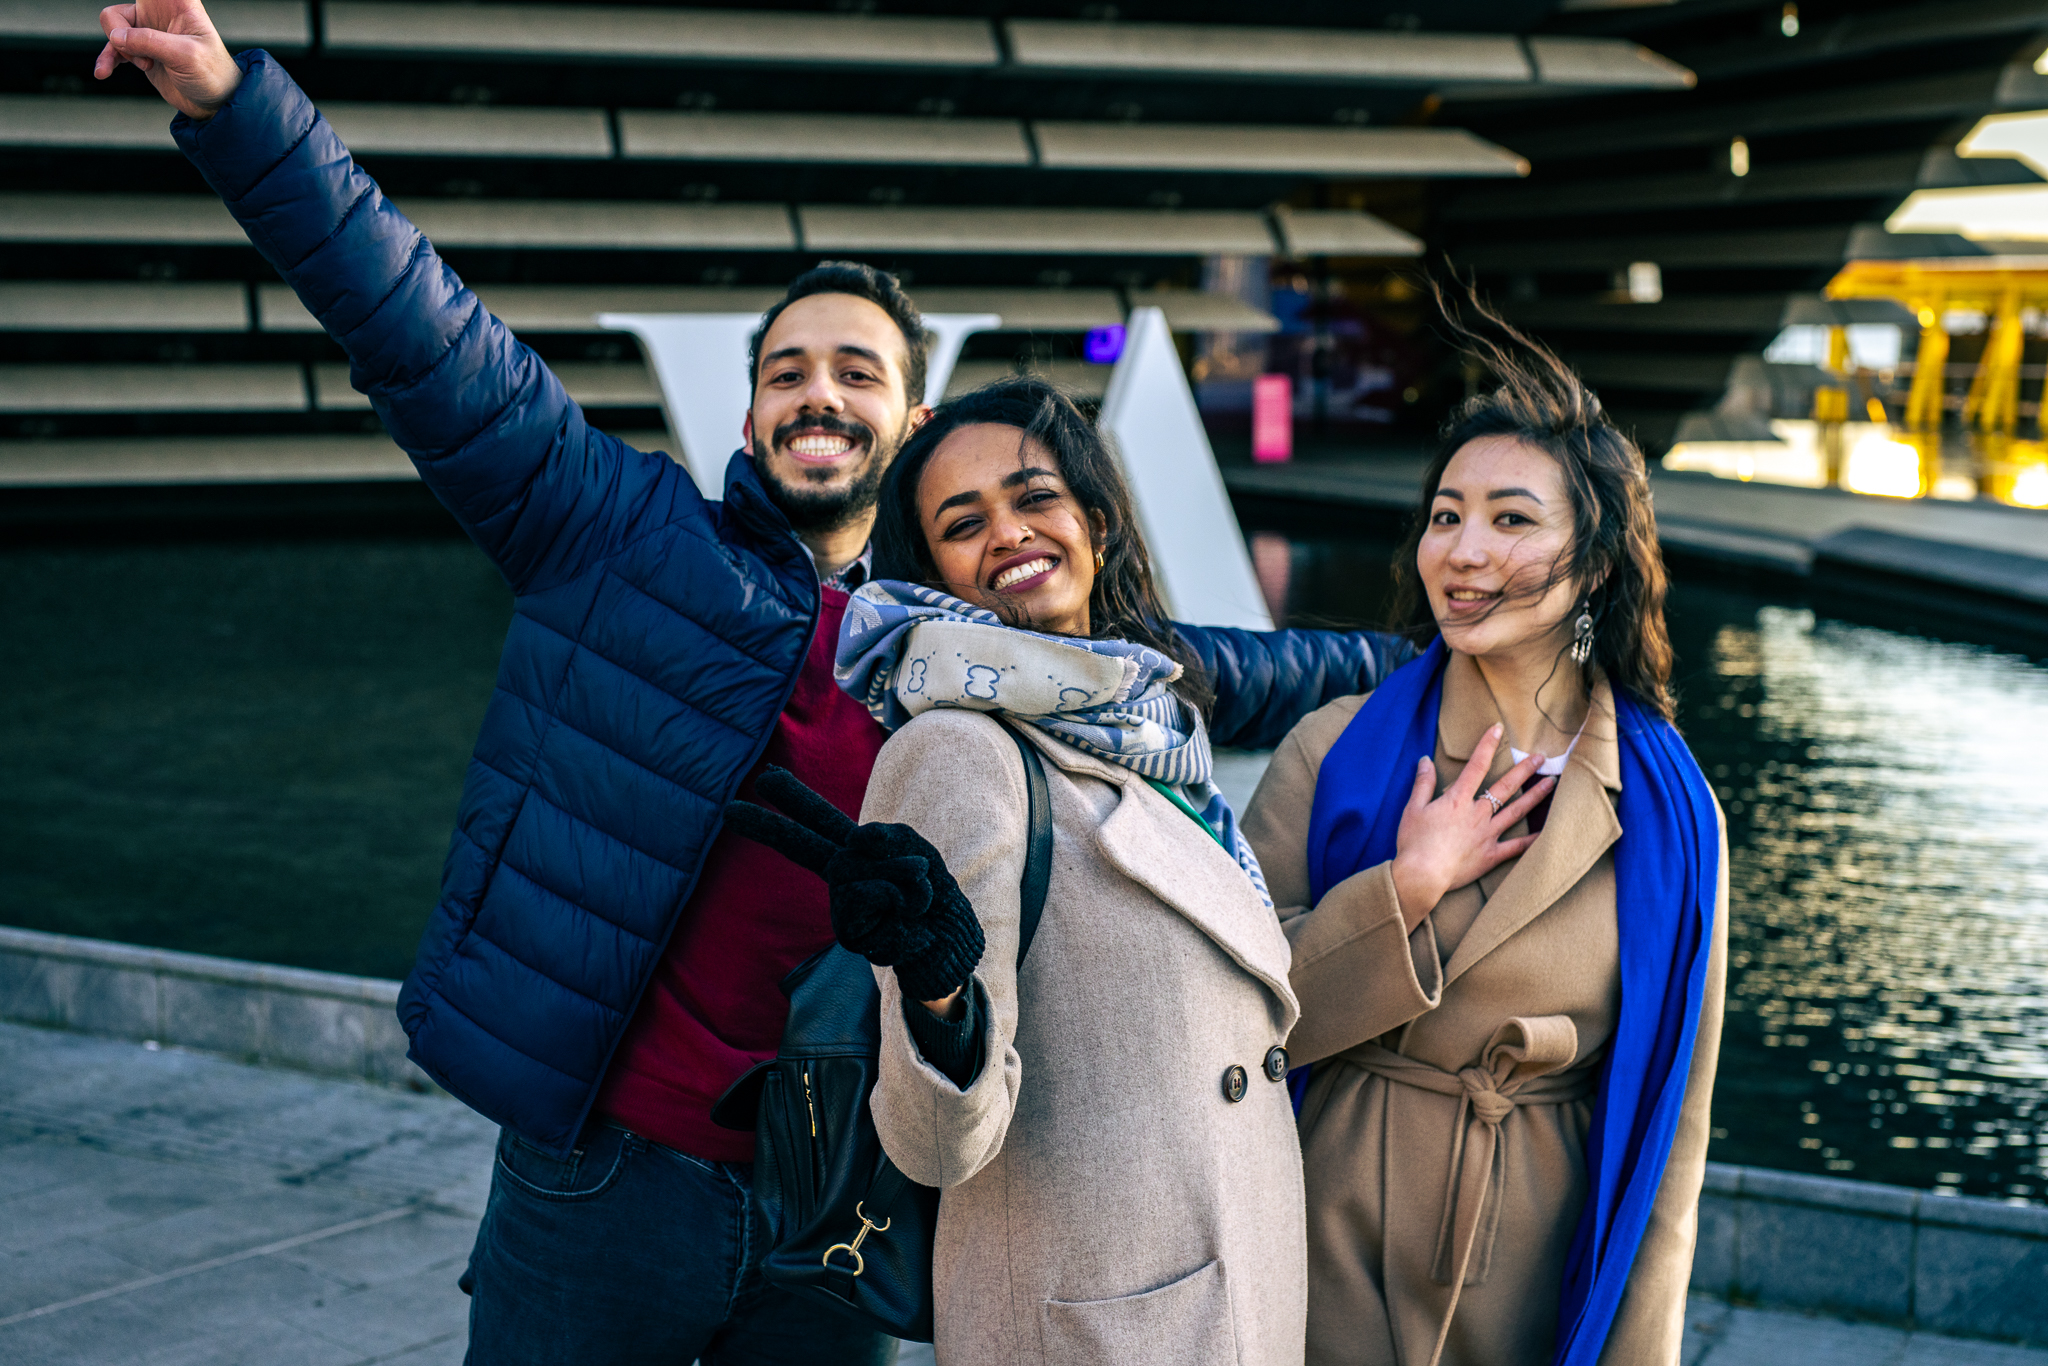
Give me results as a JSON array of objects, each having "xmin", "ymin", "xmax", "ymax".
[
  {"xmin": 1389, "ymin": 723, "xmax": 1555, "ymax": 930},
  {"xmin": 725, "ymin": 768, "xmax": 985, "ymax": 1008},
  {"xmin": 94, "ymin": 0, "xmax": 242, "ymax": 121}
]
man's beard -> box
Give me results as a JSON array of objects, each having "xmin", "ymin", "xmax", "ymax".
[{"xmin": 750, "ymin": 411, "xmax": 901, "ymax": 533}]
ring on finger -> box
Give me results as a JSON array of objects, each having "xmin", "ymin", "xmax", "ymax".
[{"xmin": 1478, "ymin": 790, "xmax": 1504, "ymax": 815}]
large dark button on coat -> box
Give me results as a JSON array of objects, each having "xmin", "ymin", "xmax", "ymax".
[
  {"xmin": 1221, "ymin": 1065, "xmax": 1249, "ymax": 1103},
  {"xmin": 1263, "ymin": 1045, "xmax": 1290, "ymax": 1082}
]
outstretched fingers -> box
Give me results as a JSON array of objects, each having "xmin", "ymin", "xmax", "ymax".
[
  {"xmin": 754, "ymin": 766, "xmax": 858, "ymax": 845},
  {"xmin": 1405, "ymin": 755, "xmax": 1437, "ymax": 814},
  {"xmin": 721, "ymin": 800, "xmax": 839, "ymax": 874},
  {"xmin": 1447, "ymin": 724, "xmax": 1505, "ymax": 802},
  {"xmin": 95, "ymin": 7, "xmax": 139, "ymax": 76},
  {"xmin": 1494, "ymin": 771, "xmax": 1556, "ymax": 832}
]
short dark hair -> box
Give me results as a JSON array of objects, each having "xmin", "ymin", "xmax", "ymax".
[
  {"xmin": 748, "ymin": 261, "xmax": 929, "ymax": 407},
  {"xmin": 1389, "ymin": 279, "xmax": 1676, "ymax": 720},
  {"xmin": 873, "ymin": 376, "xmax": 1216, "ymax": 717}
]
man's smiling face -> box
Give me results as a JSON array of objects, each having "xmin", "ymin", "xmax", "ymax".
[{"xmin": 743, "ymin": 292, "xmax": 928, "ymax": 532}]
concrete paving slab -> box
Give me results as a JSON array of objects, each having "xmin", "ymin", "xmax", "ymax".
[
  {"xmin": 1695, "ymin": 1301, "xmax": 1913, "ymax": 1364},
  {"xmin": 1684, "ymin": 1298, "xmax": 2048, "ymax": 1366}
]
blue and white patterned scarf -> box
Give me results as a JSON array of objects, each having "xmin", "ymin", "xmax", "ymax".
[{"xmin": 835, "ymin": 580, "xmax": 1270, "ymax": 906}]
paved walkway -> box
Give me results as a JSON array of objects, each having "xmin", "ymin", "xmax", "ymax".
[{"xmin": 2, "ymin": 1021, "xmax": 2040, "ymax": 1366}]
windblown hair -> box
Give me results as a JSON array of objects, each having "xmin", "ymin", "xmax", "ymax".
[
  {"xmin": 872, "ymin": 376, "xmax": 1216, "ymax": 717},
  {"xmin": 1389, "ymin": 280, "xmax": 1676, "ymax": 720},
  {"xmin": 748, "ymin": 261, "xmax": 929, "ymax": 405}
]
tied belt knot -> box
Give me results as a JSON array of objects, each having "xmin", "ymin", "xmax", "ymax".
[{"xmin": 1342, "ymin": 1015, "xmax": 1594, "ymax": 1366}]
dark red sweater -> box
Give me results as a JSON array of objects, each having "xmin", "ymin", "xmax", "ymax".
[{"xmin": 596, "ymin": 585, "xmax": 889, "ymax": 1162}]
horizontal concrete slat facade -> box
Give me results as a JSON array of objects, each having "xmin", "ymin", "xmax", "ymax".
[
  {"xmin": 0, "ymin": 281, "xmax": 251, "ymax": 331},
  {"xmin": 1, "ymin": 0, "xmax": 308, "ymax": 49},
  {"xmin": 1507, "ymin": 62, "xmax": 2048, "ymax": 160},
  {"xmin": 619, "ymin": 111, "xmax": 1030, "ymax": 166},
  {"xmin": 1032, "ymin": 122, "xmax": 1528, "ymax": 177},
  {"xmin": 258, "ymin": 285, "xmax": 1161, "ymax": 334},
  {"xmin": 0, "ymin": 95, "xmax": 1528, "ymax": 180},
  {"xmin": 322, "ymin": 2, "xmax": 1000, "ymax": 67},
  {"xmin": 1274, "ymin": 207, "xmax": 1426, "ymax": 257},
  {"xmin": 400, "ymin": 199, "xmax": 795, "ymax": 250},
  {"xmin": 0, "ymin": 192, "xmax": 245, "ymax": 243},
  {"xmin": 946, "ymin": 358, "xmax": 1111, "ymax": 399},
  {"xmin": 1004, "ymin": 20, "xmax": 1534, "ymax": 82},
  {"xmin": 310, "ymin": 360, "xmax": 660, "ymax": 412},
  {"xmin": 1524, "ymin": 35, "xmax": 1695, "ymax": 89},
  {"xmin": 798, "ymin": 204, "xmax": 1276, "ymax": 255},
  {"xmin": 322, "ymin": 102, "xmax": 614, "ymax": 159},
  {"xmin": 1128, "ymin": 290, "xmax": 1281, "ymax": 333},
  {"xmin": 0, "ymin": 430, "xmax": 667, "ymax": 486},
  {"xmin": 261, "ymin": 283, "xmax": 785, "ymax": 333},
  {"xmin": 0, "ymin": 363, "xmax": 306, "ymax": 413},
  {"xmin": 1444, "ymin": 152, "xmax": 1951, "ymax": 222},
  {"xmin": 0, "ymin": 96, "xmax": 612, "ymax": 158}
]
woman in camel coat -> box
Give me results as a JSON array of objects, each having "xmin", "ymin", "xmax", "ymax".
[{"xmin": 1244, "ymin": 315, "xmax": 1729, "ymax": 1366}]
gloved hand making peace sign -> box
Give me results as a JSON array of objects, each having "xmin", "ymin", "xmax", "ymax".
[{"xmin": 725, "ymin": 767, "xmax": 985, "ymax": 1008}]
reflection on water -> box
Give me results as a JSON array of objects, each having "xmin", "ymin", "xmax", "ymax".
[
  {"xmin": 1700, "ymin": 606, "xmax": 2048, "ymax": 1202},
  {"xmin": 1254, "ymin": 519, "xmax": 2048, "ymax": 1202}
]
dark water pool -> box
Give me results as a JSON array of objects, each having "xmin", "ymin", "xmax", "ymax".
[
  {"xmin": 3, "ymin": 522, "xmax": 2044, "ymax": 1202},
  {"xmin": 1249, "ymin": 521, "xmax": 2048, "ymax": 1205}
]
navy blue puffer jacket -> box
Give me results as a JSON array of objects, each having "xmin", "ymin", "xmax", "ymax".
[{"xmin": 176, "ymin": 53, "xmax": 1410, "ymax": 1156}]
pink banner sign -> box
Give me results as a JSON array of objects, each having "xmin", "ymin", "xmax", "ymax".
[{"xmin": 1252, "ymin": 373, "xmax": 1293, "ymax": 463}]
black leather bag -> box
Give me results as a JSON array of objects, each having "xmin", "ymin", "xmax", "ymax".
[{"xmin": 711, "ymin": 721, "xmax": 1053, "ymax": 1343}]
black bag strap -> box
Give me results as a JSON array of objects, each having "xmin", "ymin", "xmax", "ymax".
[
  {"xmin": 1000, "ymin": 720, "xmax": 1053, "ymax": 966},
  {"xmin": 838, "ymin": 721, "xmax": 1054, "ymax": 1298}
]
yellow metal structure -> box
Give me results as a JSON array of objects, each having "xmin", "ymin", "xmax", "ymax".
[{"xmin": 1826, "ymin": 258, "xmax": 2048, "ymax": 438}]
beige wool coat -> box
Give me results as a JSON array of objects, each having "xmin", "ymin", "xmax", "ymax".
[
  {"xmin": 1240, "ymin": 653, "xmax": 1728, "ymax": 1366},
  {"xmin": 863, "ymin": 707, "xmax": 1308, "ymax": 1366}
]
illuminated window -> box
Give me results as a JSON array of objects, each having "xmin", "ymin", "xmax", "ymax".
[{"xmin": 1626, "ymin": 262, "xmax": 1662, "ymax": 303}]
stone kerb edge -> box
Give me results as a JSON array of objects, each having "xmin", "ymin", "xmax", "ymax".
[
  {"xmin": 1693, "ymin": 1161, "xmax": 2048, "ymax": 1346},
  {"xmin": 0, "ymin": 925, "xmax": 432, "ymax": 1091}
]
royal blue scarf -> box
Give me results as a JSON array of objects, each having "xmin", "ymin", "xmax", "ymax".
[{"xmin": 1302, "ymin": 639, "xmax": 1719, "ymax": 1366}]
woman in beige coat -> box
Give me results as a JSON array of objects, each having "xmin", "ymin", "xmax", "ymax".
[
  {"xmin": 1242, "ymin": 318, "xmax": 1728, "ymax": 1366},
  {"xmin": 831, "ymin": 379, "xmax": 1310, "ymax": 1365}
]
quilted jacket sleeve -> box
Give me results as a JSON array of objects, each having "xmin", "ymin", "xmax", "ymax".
[
  {"xmin": 171, "ymin": 52, "xmax": 701, "ymax": 595},
  {"xmin": 1172, "ymin": 623, "xmax": 1416, "ymax": 751}
]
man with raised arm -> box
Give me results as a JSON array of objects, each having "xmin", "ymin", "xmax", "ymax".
[{"xmin": 96, "ymin": 4, "xmax": 1409, "ymax": 1361}]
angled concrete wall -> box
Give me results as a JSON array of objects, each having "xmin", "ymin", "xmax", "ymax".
[
  {"xmin": 0, "ymin": 925, "xmax": 429, "ymax": 1090},
  {"xmin": 1694, "ymin": 1163, "xmax": 2048, "ymax": 1346}
]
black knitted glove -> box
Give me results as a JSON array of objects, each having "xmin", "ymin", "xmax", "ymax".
[{"xmin": 723, "ymin": 767, "xmax": 985, "ymax": 1003}]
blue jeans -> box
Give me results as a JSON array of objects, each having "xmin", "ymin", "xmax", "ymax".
[{"xmin": 463, "ymin": 1124, "xmax": 899, "ymax": 1366}]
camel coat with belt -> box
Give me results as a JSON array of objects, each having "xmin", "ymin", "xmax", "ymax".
[
  {"xmin": 864, "ymin": 707, "xmax": 1308, "ymax": 1366},
  {"xmin": 1240, "ymin": 653, "xmax": 1728, "ymax": 1366}
]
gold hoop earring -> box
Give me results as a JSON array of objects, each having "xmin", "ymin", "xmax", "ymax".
[{"xmin": 1094, "ymin": 549, "xmax": 1106, "ymax": 572}]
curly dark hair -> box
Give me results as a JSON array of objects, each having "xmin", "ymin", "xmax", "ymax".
[
  {"xmin": 872, "ymin": 376, "xmax": 1216, "ymax": 717},
  {"xmin": 1388, "ymin": 280, "xmax": 1676, "ymax": 720}
]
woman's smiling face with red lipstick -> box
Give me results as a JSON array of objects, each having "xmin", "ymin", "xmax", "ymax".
[
  {"xmin": 1418, "ymin": 434, "xmax": 1587, "ymax": 662},
  {"xmin": 916, "ymin": 423, "xmax": 1105, "ymax": 636}
]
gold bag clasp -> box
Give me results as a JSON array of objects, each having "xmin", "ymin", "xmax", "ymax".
[{"xmin": 822, "ymin": 1201, "xmax": 892, "ymax": 1278}]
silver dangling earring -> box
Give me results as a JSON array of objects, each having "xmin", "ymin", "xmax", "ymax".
[{"xmin": 1570, "ymin": 599, "xmax": 1596, "ymax": 665}]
